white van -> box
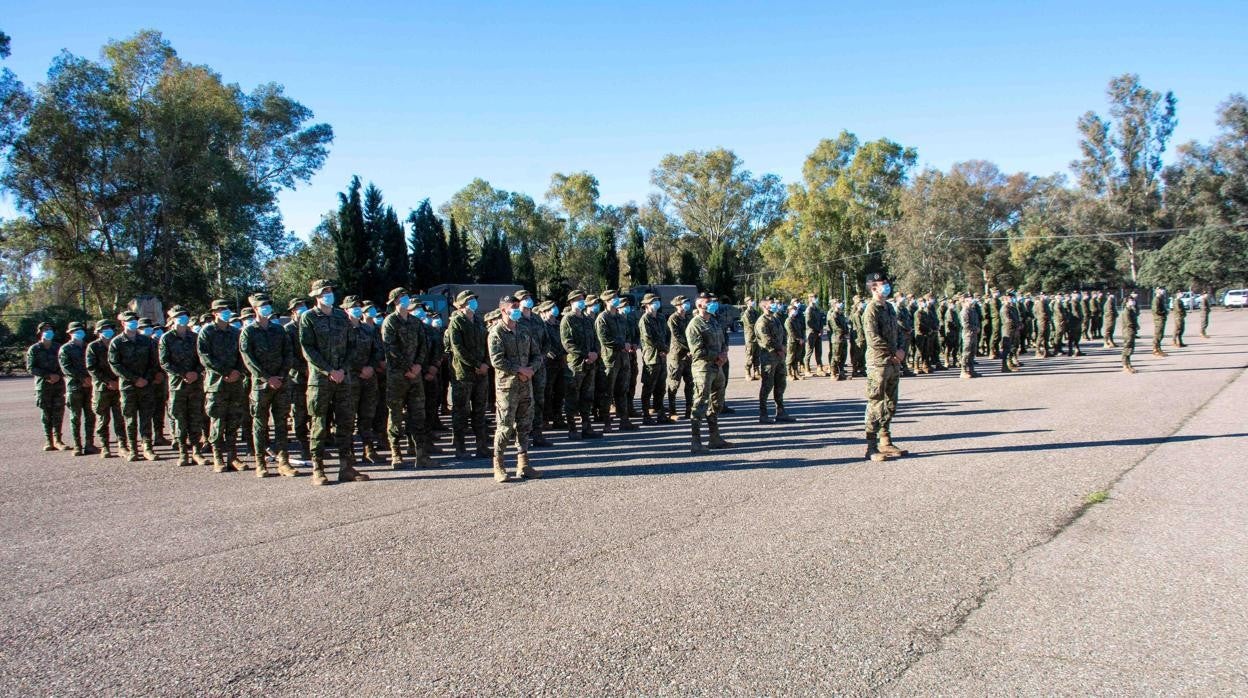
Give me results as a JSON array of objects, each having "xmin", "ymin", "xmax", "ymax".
[{"xmin": 1222, "ymin": 289, "xmax": 1247, "ymax": 308}]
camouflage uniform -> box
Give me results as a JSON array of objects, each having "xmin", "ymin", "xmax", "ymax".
[
  {"xmin": 158, "ymin": 311, "xmax": 206, "ymax": 465},
  {"xmin": 784, "ymin": 310, "xmax": 804, "ymax": 380},
  {"xmin": 421, "ymin": 314, "xmax": 446, "ymax": 453},
  {"xmin": 665, "ymin": 301, "xmax": 694, "ymax": 418},
  {"xmin": 1171, "ymin": 294, "xmax": 1187, "ymax": 347},
  {"xmin": 198, "ymin": 307, "xmax": 247, "ymax": 468},
  {"xmin": 1121, "ymin": 298, "xmax": 1140, "ymax": 372},
  {"xmin": 86, "ymin": 324, "xmax": 126, "ymax": 456},
  {"xmin": 516, "ymin": 290, "xmax": 550, "ymax": 445},
  {"xmin": 863, "ymin": 293, "xmax": 902, "ymax": 456},
  {"xmin": 638, "ymin": 295, "xmax": 670, "ymax": 423},
  {"xmin": 240, "ymin": 297, "xmax": 294, "ymax": 471},
  {"xmin": 341, "ymin": 299, "xmax": 383, "ymax": 462},
  {"xmin": 540, "ymin": 305, "xmax": 569, "ymax": 430},
  {"xmin": 803, "ymin": 301, "xmax": 826, "ymax": 374},
  {"xmin": 741, "ymin": 301, "xmax": 762, "ymax": 380},
  {"xmin": 560, "ymin": 292, "xmax": 600, "ymax": 438},
  {"xmin": 285, "ymin": 299, "xmax": 311, "ymax": 459},
  {"xmin": 448, "ymin": 295, "xmax": 492, "ymax": 456},
  {"xmin": 26, "ymin": 331, "xmax": 66, "ymax": 449},
  {"xmin": 828, "ymin": 305, "xmax": 850, "ymax": 379},
  {"xmin": 594, "ymin": 293, "xmax": 636, "ymax": 431},
  {"xmin": 488, "ymin": 314, "xmax": 539, "ymax": 464},
  {"xmin": 754, "ymin": 303, "xmax": 792, "ymax": 422},
  {"xmin": 58, "ymin": 325, "xmax": 96, "ymax": 454},
  {"xmin": 108, "ymin": 315, "xmax": 159, "ymax": 461},
  {"xmin": 1102, "ymin": 295, "xmax": 1118, "ymax": 347},
  {"xmin": 686, "ymin": 304, "xmax": 729, "ymax": 452},
  {"xmin": 959, "ymin": 300, "xmax": 981, "ymax": 376},
  {"xmin": 1151, "ymin": 290, "xmax": 1168, "ymax": 355},
  {"xmin": 382, "ymin": 290, "xmax": 431, "ymax": 467},
  {"xmin": 849, "ymin": 301, "xmax": 867, "ymax": 377},
  {"xmin": 300, "ymin": 281, "xmax": 368, "ymax": 484}
]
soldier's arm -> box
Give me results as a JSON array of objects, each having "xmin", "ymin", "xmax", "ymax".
[
  {"xmin": 863, "ymin": 305, "xmax": 890, "ymax": 354},
  {"xmin": 86, "ymin": 345, "xmax": 108, "ymax": 383},
  {"xmin": 58, "ymin": 346, "xmax": 81, "ymax": 379},
  {"xmin": 382, "ymin": 317, "xmax": 406, "ymax": 369},
  {"xmin": 299, "ymin": 313, "xmax": 333, "ymax": 375},
  {"xmin": 687, "ymin": 321, "xmax": 708, "ymax": 361},
  {"xmin": 369, "ymin": 328, "xmax": 384, "ymax": 369},
  {"xmin": 26, "ymin": 346, "xmax": 46, "ymax": 378},
  {"xmin": 279, "ymin": 328, "xmax": 294, "ymax": 375},
  {"xmin": 108, "ymin": 340, "xmax": 138, "ymax": 381},
  {"xmin": 488, "ymin": 329, "xmax": 518, "ymax": 374},
  {"xmin": 158, "ymin": 335, "xmax": 177, "ymax": 375}
]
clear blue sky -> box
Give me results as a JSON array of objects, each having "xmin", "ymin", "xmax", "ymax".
[{"xmin": 4, "ymin": 1, "xmax": 1246, "ymax": 239}]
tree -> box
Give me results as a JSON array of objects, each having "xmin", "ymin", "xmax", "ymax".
[
  {"xmin": 379, "ymin": 205, "xmax": 408, "ymax": 298},
  {"xmin": 595, "ymin": 224, "xmax": 619, "ymax": 290},
  {"xmin": 446, "ymin": 217, "xmax": 472, "ymax": 282},
  {"xmin": 677, "ymin": 248, "xmax": 701, "ymax": 288},
  {"xmin": 332, "ymin": 176, "xmax": 368, "ymax": 297},
  {"xmin": 1071, "ymin": 74, "xmax": 1177, "ymax": 281},
  {"xmin": 1138, "ymin": 226, "xmax": 1248, "ymax": 292},
  {"xmin": 514, "ymin": 238, "xmax": 537, "ymax": 292},
  {"xmin": 475, "ymin": 230, "xmax": 513, "ymax": 283},
  {"xmin": 1164, "ymin": 94, "xmax": 1248, "ymax": 226},
  {"xmin": 1013, "ymin": 236, "xmax": 1120, "ymax": 293},
  {"xmin": 624, "ymin": 222, "xmax": 648, "ymax": 287},
  {"xmin": 408, "ymin": 199, "xmax": 448, "ymax": 290},
  {"xmin": 706, "ymin": 242, "xmax": 736, "ymax": 300},
  {"xmin": 360, "ymin": 182, "xmax": 389, "ymax": 302},
  {"xmin": 264, "ymin": 227, "xmax": 337, "ymax": 305}
]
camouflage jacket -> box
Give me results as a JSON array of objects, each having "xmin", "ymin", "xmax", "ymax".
[
  {"xmin": 196, "ymin": 323, "xmax": 244, "ymax": 393},
  {"xmin": 639, "ymin": 311, "xmax": 669, "ymax": 366},
  {"xmin": 755, "ymin": 311, "xmax": 786, "ymax": 364},
  {"xmin": 241, "ymin": 320, "xmax": 293, "ymax": 383},
  {"xmin": 382, "ymin": 312, "xmax": 429, "ymax": 376},
  {"xmin": 108, "ymin": 332, "xmax": 158, "ymax": 389},
  {"xmin": 1121, "ymin": 305, "xmax": 1140, "ymax": 334},
  {"xmin": 959, "ymin": 304, "xmax": 981, "ymax": 335},
  {"xmin": 26, "ymin": 342, "xmax": 63, "ymax": 396},
  {"xmin": 159, "ymin": 329, "xmax": 203, "ymax": 392},
  {"xmin": 543, "ymin": 319, "xmax": 566, "ymax": 361},
  {"xmin": 784, "ymin": 314, "xmax": 804, "ymax": 346},
  {"xmin": 594, "ymin": 310, "xmax": 627, "ymax": 363},
  {"xmin": 285, "ymin": 320, "xmax": 308, "ymax": 385},
  {"xmin": 1001, "ymin": 303, "xmax": 1021, "ymax": 335},
  {"xmin": 488, "ymin": 321, "xmax": 538, "ymax": 390},
  {"xmin": 829, "ymin": 308, "xmax": 850, "ymax": 338},
  {"xmin": 863, "ymin": 298, "xmax": 899, "ymax": 368},
  {"xmin": 667, "ymin": 311, "xmax": 691, "ymax": 361},
  {"xmin": 742, "ymin": 305, "xmax": 762, "ymax": 340},
  {"xmin": 1151, "ymin": 293, "xmax": 1167, "ymax": 317},
  {"xmin": 57, "ymin": 341, "xmax": 91, "ymax": 392},
  {"xmin": 300, "ymin": 305, "xmax": 352, "ymax": 386},
  {"xmin": 518, "ymin": 313, "xmax": 547, "ymax": 373},
  {"xmin": 686, "ymin": 312, "xmax": 724, "ymax": 372},
  {"xmin": 1103, "ymin": 296, "xmax": 1118, "ymax": 319},
  {"xmin": 804, "ymin": 305, "xmax": 826, "ymax": 334},
  {"xmin": 345, "ymin": 321, "xmax": 383, "ymax": 375},
  {"xmin": 447, "ymin": 310, "xmax": 488, "ymax": 381},
  {"xmin": 85, "ymin": 338, "xmax": 118, "ymax": 388}
]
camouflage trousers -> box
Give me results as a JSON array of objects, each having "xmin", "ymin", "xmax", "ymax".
[
  {"xmin": 66, "ymin": 386, "xmax": 95, "ymax": 445},
  {"xmin": 168, "ymin": 384, "xmax": 205, "ymax": 446},
  {"xmin": 307, "ymin": 379, "xmax": 353, "ymax": 457},
  {"xmin": 1152, "ymin": 316, "xmax": 1167, "ymax": 353},
  {"xmin": 529, "ymin": 363, "xmax": 547, "ymax": 433},
  {"xmin": 744, "ymin": 337, "xmax": 759, "ymax": 372},
  {"xmin": 786, "ymin": 342, "xmax": 803, "ymax": 375},
  {"xmin": 92, "ymin": 386, "xmax": 125, "ymax": 446},
  {"xmin": 1201, "ymin": 310, "xmax": 1210, "ymax": 336},
  {"xmin": 386, "ymin": 373, "xmax": 425, "ymax": 449},
  {"xmin": 830, "ymin": 335, "xmax": 848, "ymax": 376},
  {"xmin": 961, "ymin": 331, "xmax": 979, "ymax": 373},
  {"xmin": 641, "ymin": 360, "xmax": 666, "ymax": 415},
  {"xmin": 148, "ymin": 380, "xmax": 168, "ymax": 438},
  {"xmin": 1172, "ymin": 317, "xmax": 1186, "ymax": 345},
  {"xmin": 593, "ymin": 363, "xmax": 610, "ymax": 419},
  {"xmin": 564, "ymin": 364, "xmax": 596, "ymax": 423},
  {"xmin": 251, "ymin": 382, "xmax": 291, "ymax": 457},
  {"xmin": 864, "ymin": 363, "xmax": 900, "ymax": 436},
  {"xmin": 544, "ymin": 359, "xmax": 568, "ymax": 424},
  {"xmin": 452, "ymin": 373, "xmax": 489, "ymax": 443},
  {"xmin": 604, "ymin": 355, "xmax": 629, "ymax": 419},
  {"xmin": 423, "ymin": 375, "xmax": 441, "ymax": 439},
  {"xmin": 1122, "ymin": 331, "xmax": 1137, "ymax": 365},
  {"xmin": 1103, "ymin": 315, "xmax": 1117, "ymax": 345},
  {"xmin": 494, "ymin": 379, "xmax": 533, "ymax": 456},
  {"xmin": 665, "ymin": 354, "xmax": 692, "ymax": 410},
  {"xmin": 349, "ymin": 376, "xmax": 378, "ymax": 445},
  {"xmin": 804, "ymin": 331, "xmax": 824, "ymax": 369},
  {"xmin": 120, "ymin": 384, "xmax": 158, "ymax": 447},
  {"xmin": 35, "ymin": 384, "xmax": 65, "ymax": 434},
  {"xmin": 850, "ymin": 342, "xmax": 866, "ymax": 376},
  {"xmin": 288, "ymin": 379, "xmax": 309, "ymax": 445},
  {"xmin": 205, "ymin": 381, "xmax": 247, "ymax": 452},
  {"xmin": 758, "ymin": 353, "xmax": 786, "ymax": 412},
  {"xmin": 690, "ymin": 363, "xmax": 726, "ymax": 421}
]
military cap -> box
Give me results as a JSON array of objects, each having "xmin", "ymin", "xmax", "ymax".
[
  {"xmin": 696, "ymin": 291, "xmax": 717, "ymax": 301},
  {"xmin": 36, "ymin": 321, "xmax": 54, "ymax": 333},
  {"xmin": 309, "ymin": 279, "xmax": 335, "ymax": 297},
  {"xmin": 137, "ymin": 318, "xmax": 154, "ymax": 329},
  {"xmin": 288, "ymin": 297, "xmax": 307, "ymax": 312},
  {"xmin": 248, "ymin": 292, "xmax": 272, "ymax": 307},
  {"xmin": 341, "ymin": 295, "xmax": 362, "ymax": 308},
  {"xmin": 239, "ymin": 307, "xmax": 255, "ymax": 320},
  {"xmin": 118, "ymin": 310, "xmax": 139, "ymax": 322},
  {"xmin": 567, "ymin": 289, "xmax": 586, "ymax": 302},
  {"xmin": 585, "ymin": 294, "xmax": 600, "ymax": 305},
  {"xmin": 744, "ymin": 295, "xmax": 754, "ymax": 302},
  {"xmin": 641, "ymin": 293, "xmax": 660, "ymax": 305},
  {"xmin": 537, "ymin": 300, "xmax": 555, "ymax": 313},
  {"xmin": 66, "ymin": 321, "xmax": 85, "ymax": 333},
  {"xmin": 94, "ymin": 319, "xmax": 116, "ymax": 332},
  {"xmin": 499, "ymin": 294, "xmax": 519, "ymax": 305},
  {"xmin": 454, "ymin": 290, "xmax": 477, "ymax": 307},
  {"xmin": 484, "ymin": 309, "xmax": 501, "ymax": 322},
  {"xmin": 387, "ymin": 287, "xmax": 411, "ymax": 305},
  {"xmin": 166, "ymin": 305, "xmax": 190, "ymax": 319},
  {"xmin": 600, "ymin": 289, "xmax": 618, "ymax": 301},
  {"xmin": 362, "ymin": 300, "xmax": 377, "ymax": 309},
  {"xmin": 198, "ymin": 313, "xmax": 214, "ymax": 325},
  {"xmin": 864, "ymin": 271, "xmax": 889, "ymax": 284},
  {"xmin": 670, "ymin": 295, "xmax": 687, "ymax": 306},
  {"xmin": 617, "ymin": 294, "xmax": 633, "ymax": 306},
  {"xmin": 210, "ymin": 299, "xmax": 232, "ymax": 312},
  {"xmin": 514, "ymin": 289, "xmax": 532, "ymax": 300}
]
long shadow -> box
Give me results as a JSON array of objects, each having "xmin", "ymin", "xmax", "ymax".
[{"xmin": 908, "ymin": 432, "xmax": 1248, "ymax": 458}]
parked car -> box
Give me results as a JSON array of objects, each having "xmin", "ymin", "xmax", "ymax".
[
  {"xmin": 1175, "ymin": 291, "xmax": 1199, "ymax": 309},
  {"xmin": 1222, "ymin": 289, "xmax": 1248, "ymax": 308}
]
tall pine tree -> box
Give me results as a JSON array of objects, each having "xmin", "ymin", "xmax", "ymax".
[
  {"xmin": 379, "ymin": 205, "xmax": 408, "ymax": 298},
  {"xmin": 446, "ymin": 217, "xmax": 473, "ymax": 282},
  {"xmin": 596, "ymin": 224, "xmax": 620, "ymax": 290},
  {"xmin": 332, "ymin": 176, "xmax": 369, "ymax": 297},
  {"xmin": 360, "ymin": 182, "xmax": 388, "ymax": 302},
  {"xmin": 706, "ymin": 241, "xmax": 736, "ymax": 301},
  {"xmin": 625, "ymin": 222, "xmax": 648, "ymax": 288},
  {"xmin": 476, "ymin": 230, "xmax": 514, "ymax": 283},
  {"xmin": 408, "ymin": 199, "xmax": 448, "ymax": 291},
  {"xmin": 677, "ymin": 248, "xmax": 701, "ymax": 288},
  {"xmin": 514, "ymin": 238, "xmax": 537, "ymax": 292}
]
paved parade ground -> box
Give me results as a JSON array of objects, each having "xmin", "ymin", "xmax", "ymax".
[{"xmin": 2, "ymin": 311, "xmax": 1246, "ymax": 696}]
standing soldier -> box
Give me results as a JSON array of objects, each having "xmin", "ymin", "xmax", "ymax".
[
  {"xmin": 784, "ymin": 302, "xmax": 805, "ymax": 381},
  {"xmin": 959, "ymin": 295, "xmax": 981, "ymax": 379},
  {"xmin": 515, "ymin": 289, "xmax": 551, "ymax": 446},
  {"xmin": 86, "ymin": 320, "xmax": 126, "ymax": 458},
  {"xmin": 382, "ymin": 287, "xmax": 431, "ymax": 469},
  {"xmin": 1034, "ymin": 293, "xmax": 1051, "ymax": 358},
  {"xmin": 58, "ymin": 321, "xmax": 97, "ymax": 456},
  {"xmin": 983, "ymin": 290, "xmax": 1000, "ymax": 358},
  {"xmin": 240, "ymin": 293, "xmax": 296, "ymax": 477},
  {"xmin": 595, "ymin": 290, "xmax": 638, "ymax": 432},
  {"xmin": 364, "ymin": 301, "xmax": 389, "ymax": 451},
  {"xmin": 863, "ymin": 273, "xmax": 909, "ymax": 462},
  {"xmin": 286, "ymin": 298, "xmax": 312, "ymax": 462},
  {"xmin": 1065, "ymin": 294, "xmax": 1085, "ymax": 357},
  {"xmin": 665, "ymin": 295, "xmax": 694, "ymax": 419},
  {"xmin": 539, "ymin": 301, "xmax": 568, "ymax": 431},
  {"xmin": 804, "ymin": 294, "xmax": 826, "ymax": 376},
  {"xmin": 742, "ymin": 297, "xmax": 761, "ymax": 381},
  {"xmin": 849, "ymin": 297, "xmax": 867, "ymax": 377},
  {"xmin": 198, "ymin": 301, "xmax": 247, "ymax": 472},
  {"xmin": 28, "ymin": 322, "xmax": 69, "ymax": 452},
  {"xmin": 448, "ymin": 290, "xmax": 494, "ymax": 457},
  {"xmin": 1090, "ymin": 291, "xmax": 1104, "ymax": 340},
  {"xmin": 828, "ymin": 299, "xmax": 851, "ymax": 380},
  {"xmin": 138, "ymin": 319, "xmax": 170, "ymax": 447},
  {"xmin": 1151, "ymin": 287, "xmax": 1169, "ymax": 357},
  {"xmin": 756, "ymin": 297, "xmax": 797, "ymax": 424},
  {"xmin": 687, "ymin": 293, "xmax": 732, "ymax": 454},
  {"xmin": 300, "ymin": 279, "xmax": 369, "ymax": 485},
  {"xmin": 1171, "ymin": 291, "xmax": 1188, "ymax": 347},
  {"xmin": 108, "ymin": 311, "xmax": 159, "ymax": 462},
  {"xmin": 560, "ymin": 290, "xmax": 601, "ymax": 440},
  {"xmin": 1121, "ymin": 292, "xmax": 1140, "ymax": 373},
  {"xmin": 420, "ymin": 309, "xmax": 447, "ymax": 454},
  {"xmin": 1102, "ymin": 293, "xmax": 1119, "ymax": 348},
  {"xmin": 159, "ymin": 306, "xmax": 206, "ymax": 467},
  {"xmin": 1199, "ymin": 292, "xmax": 1212, "ymax": 338},
  {"xmin": 1000, "ymin": 294, "xmax": 1022, "ymax": 372},
  {"xmin": 340, "ymin": 296, "xmax": 384, "ymax": 465},
  {"xmin": 942, "ymin": 297, "xmax": 963, "ymax": 369},
  {"xmin": 489, "ymin": 295, "xmax": 540, "ymax": 482},
  {"xmin": 638, "ymin": 292, "xmax": 671, "ymax": 424}
]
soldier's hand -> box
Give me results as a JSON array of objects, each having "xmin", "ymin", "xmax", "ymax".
[
  {"xmin": 185, "ymin": 371, "xmax": 198, "ymax": 383},
  {"xmin": 329, "ymin": 369, "xmax": 345, "ymax": 383},
  {"xmin": 82, "ymin": 377, "xmax": 92, "ymax": 389},
  {"xmin": 426, "ymin": 365, "xmax": 437, "ymax": 378},
  {"xmin": 404, "ymin": 368, "xmax": 419, "ymax": 380},
  {"xmin": 107, "ymin": 380, "xmax": 119, "ymax": 391},
  {"xmin": 894, "ymin": 349, "xmax": 905, "ymax": 364},
  {"xmin": 268, "ymin": 376, "xmax": 284, "ymax": 390},
  {"xmin": 359, "ymin": 366, "xmax": 375, "ymax": 380},
  {"xmin": 226, "ymin": 370, "xmax": 241, "ymax": 383},
  {"xmin": 154, "ymin": 373, "xmax": 164, "ymax": 385},
  {"xmin": 47, "ymin": 374, "xmax": 60, "ymax": 383},
  {"xmin": 135, "ymin": 377, "xmax": 148, "ymax": 388},
  {"xmin": 587, "ymin": 351, "xmax": 598, "ymax": 363}
]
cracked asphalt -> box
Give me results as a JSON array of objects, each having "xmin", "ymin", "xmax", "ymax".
[{"xmin": 2, "ymin": 310, "xmax": 1245, "ymax": 696}]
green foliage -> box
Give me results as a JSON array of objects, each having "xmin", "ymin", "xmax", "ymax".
[
  {"xmin": 624, "ymin": 223, "xmax": 648, "ymax": 287},
  {"xmin": 677, "ymin": 249, "xmax": 701, "ymax": 288},
  {"xmin": 1014, "ymin": 235, "xmax": 1121, "ymax": 293},
  {"xmin": 446, "ymin": 217, "xmax": 473, "ymax": 282},
  {"xmin": 264, "ymin": 228, "xmax": 336, "ymax": 306},
  {"xmin": 706, "ymin": 242, "xmax": 736, "ymax": 300},
  {"xmin": 514, "ymin": 238, "xmax": 537, "ymax": 293},
  {"xmin": 595, "ymin": 224, "xmax": 619, "ymax": 290},
  {"xmin": 1138, "ymin": 226, "xmax": 1248, "ymax": 291},
  {"xmin": 331, "ymin": 176, "xmax": 367, "ymax": 297},
  {"xmin": 408, "ymin": 199, "xmax": 449, "ymax": 290},
  {"xmin": 475, "ymin": 230, "xmax": 514, "ymax": 283}
]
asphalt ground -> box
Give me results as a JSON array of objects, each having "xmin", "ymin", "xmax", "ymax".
[{"xmin": 1, "ymin": 310, "xmax": 1245, "ymax": 696}]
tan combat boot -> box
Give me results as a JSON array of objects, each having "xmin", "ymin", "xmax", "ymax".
[
  {"xmin": 231, "ymin": 450, "xmax": 249, "ymax": 471},
  {"xmin": 191, "ymin": 443, "xmax": 207, "ymax": 466},
  {"xmin": 176, "ymin": 444, "xmax": 191, "ymax": 467},
  {"xmin": 99, "ymin": 439, "xmax": 114, "ymax": 459},
  {"xmin": 707, "ymin": 421, "xmax": 732, "ymax": 450},
  {"xmin": 877, "ymin": 434, "xmax": 909, "ymax": 457},
  {"xmin": 141, "ymin": 440, "xmax": 158, "ymax": 461},
  {"xmin": 866, "ymin": 433, "xmax": 891, "ymax": 462},
  {"xmin": 690, "ymin": 420, "xmax": 708, "ymax": 454},
  {"xmin": 255, "ymin": 453, "xmax": 273, "ymax": 478},
  {"xmin": 361, "ymin": 441, "xmax": 380, "ymax": 463},
  {"xmin": 416, "ymin": 448, "xmax": 435, "ymax": 469},
  {"xmin": 517, "ymin": 452, "xmax": 538, "ymax": 480},
  {"xmin": 53, "ymin": 431, "xmax": 72, "ymax": 451},
  {"xmin": 337, "ymin": 451, "xmax": 370, "ymax": 483},
  {"xmin": 276, "ymin": 451, "xmax": 299, "ymax": 477},
  {"xmin": 311, "ymin": 455, "xmax": 329, "ymax": 486},
  {"xmin": 492, "ymin": 453, "xmax": 509, "ymax": 483},
  {"xmin": 43, "ymin": 431, "xmax": 56, "ymax": 452}
]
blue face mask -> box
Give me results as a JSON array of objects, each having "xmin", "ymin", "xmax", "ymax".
[
  {"xmin": 258, "ymin": 305, "xmax": 274, "ymax": 319},
  {"xmin": 610, "ymin": 298, "xmax": 621, "ymax": 308},
  {"xmin": 348, "ymin": 307, "xmax": 364, "ymax": 319},
  {"xmin": 770, "ymin": 303, "xmax": 780, "ymax": 313},
  {"xmin": 152, "ymin": 329, "xmax": 163, "ymax": 339},
  {"xmin": 467, "ymin": 299, "xmax": 479, "ymax": 312},
  {"xmin": 296, "ymin": 306, "xmax": 309, "ymax": 316},
  {"xmin": 591, "ymin": 304, "xmax": 601, "ymax": 314},
  {"xmin": 707, "ymin": 301, "xmax": 720, "ymax": 314},
  {"xmin": 321, "ymin": 292, "xmax": 335, "ymax": 306},
  {"xmin": 682, "ymin": 302, "xmax": 691, "ymax": 312},
  {"xmin": 881, "ymin": 283, "xmax": 892, "ymax": 298},
  {"xmin": 101, "ymin": 329, "xmax": 115, "ymax": 340},
  {"xmin": 650, "ymin": 302, "xmax": 660, "ymax": 312},
  {"xmin": 551, "ymin": 306, "xmax": 561, "ymax": 318},
  {"xmin": 397, "ymin": 295, "xmax": 410, "ymax": 309},
  {"xmin": 413, "ymin": 308, "xmax": 427, "ymax": 320},
  {"xmin": 508, "ymin": 308, "xmax": 523, "ymax": 322},
  {"xmin": 522, "ymin": 298, "xmax": 535, "ymax": 309},
  {"xmin": 218, "ymin": 310, "xmax": 234, "ymax": 323},
  {"xmin": 231, "ymin": 321, "xmax": 243, "ymax": 330},
  {"xmin": 141, "ymin": 328, "xmax": 153, "ymax": 336},
  {"xmin": 366, "ymin": 307, "xmax": 378, "ymax": 318},
  {"xmin": 41, "ymin": 330, "xmax": 55, "ymax": 341},
  {"xmin": 175, "ymin": 315, "xmax": 190, "ymax": 326},
  {"xmin": 572, "ymin": 300, "xmax": 585, "ymax": 312},
  {"xmin": 432, "ymin": 318, "xmax": 443, "ymax": 328},
  {"xmin": 125, "ymin": 320, "xmax": 139, "ymax": 332},
  {"xmin": 621, "ymin": 305, "xmax": 632, "ymax": 315}
]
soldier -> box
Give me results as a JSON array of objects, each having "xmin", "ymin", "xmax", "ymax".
[
  {"xmin": 86, "ymin": 320, "xmax": 127, "ymax": 458},
  {"xmin": 447, "ymin": 291, "xmax": 493, "ymax": 457},
  {"xmin": 1064, "ymin": 294, "xmax": 1084, "ymax": 357},
  {"xmin": 1090, "ymin": 291, "xmax": 1104, "ymax": 340},
  {"xmin": 1121, "ymin": 292, "xmax": 1140, "ymax": 374},
  {"xmin": 539, "ymin": 301, "xmax": 568, "ymax": 431},
  {"xmin": 299, "ymin": 279, "xmax": 369, "ymax": 485},
  {"xmin": 784, "ymin": 302, "xmax": 805, "ymax": 381},
  {"xmin": 137, "ymin": 319, "xmax": 170, "ymax": 447},
  {"xmin": 28, "ymin": 322, "xmax": 69, "ymax": 452},
  {"xmin": 913, "ymin": 297, "xmax": 937, "ymax": 373},
  {"xmin": 108, "ymin": 311, "xmax": 159, "ymax": 462},
  {"xmin": 664, "ymin": 295, "xmax": 694, "ymax": 419},
  {"xmin": 483, "ymin": 296, "xmax": 534, "ymax": 482},
  {"xmin": 984, "ymin": 289, "xmax": 1001, "ymax": 358},
  {"xmin": 197, "ymin": 301, "xmax": 246, "ymax": 472},
  {"xmin": 515, "ymin": 289, "xmax": 551, "ymax": 446},
  {"xmin": 849, "ymin": 296, "xmax": 867, "ymax": 377},
  {"xmin": 1171, "ymin": 291, "xmax": 1188, "ymax": 348},
  {"xmin": 1151, "ymin": 287, "xmax": 1169, "ymax": 357},
  {"xmin": 941, "ymin": 297, "xmax": 962, "ymax": 369},
  {"xmin": 364, "ymin": 301, "xmax": 390, "ymax": 448},
  {"xmin": 1000, "ymin": 294, "xmax": 1022, "ymax": 372},
  {"xmin": 828, "ymin": 299, "xmax": 851, "ymax": 380},
  {"xmin": 420, "ymin": 308, "xmax": 447, "ymax": 454},
  {"xmin": 638, "ymin": 292, "xmax": 671, "ymax": 424},
  {"xmin": 862, "ymin": 273, "xmax": 909, "ymax": 462},
  {"xmin": 742, "ymin": 297, "xmax": 761, "ymax": 381},
  {"xmin": 382, "ymin": 287, "xmax": 432, "ymax": 469},
  {"xmin": 1033, "ymin": 293, "xmax": 1051, "ymax": 358},
  {"xmin": 337, "ymin": 296, "xmax": 384, "ymax": 465},
  {"xmin": 240, "ymin": 293, "xmax": 296, "ymax": 478},
  {"xmin": 959, "ymin": 295, "xmax": 981, "ymax": 379},
  {"xmin": 594, "ymin": 290, "xmax": 637, "ymax": 432},
  {"xmin": 159, "ymin": 306, "xmax": 206, "ymax": 467},
  {"xmin": 687, "ymin": 293, "xmax": 732, "ymax": 454},
  {"xmin": 235, "ymin": 308, "xmax": 256, "ymax": 466},
  {"xmin": 1199, "ymin": 292, "xmax": 1212, "ymax": 338},
  {"xmin": 804, "ymin": 294, "xmax": 826, "ymax": 376},
  {"xmin": 285, "ymin": 298, "xmax": 312, "ymax": 461},
  {"xmin": 58, "ymin": 321, "xmax": 97, "ymax": 456},
  {"xmin": 755, "ymin": 297, "xmax": 797, "ymax": 424},
  {"xmin": 1102, "ymin": 293, "xmax": 1119, "ymax": 348}
]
